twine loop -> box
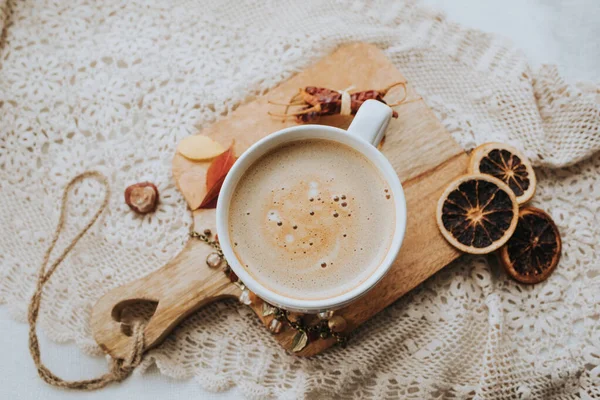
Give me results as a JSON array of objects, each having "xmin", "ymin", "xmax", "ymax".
[{"xmin": 27, "ymin": 171, "xmax": 146, "ymax": 390}]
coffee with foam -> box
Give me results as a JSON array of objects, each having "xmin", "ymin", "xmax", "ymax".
[{"xmin": 228, "ymin": 139, "xmax": 395, "ymax": 300}]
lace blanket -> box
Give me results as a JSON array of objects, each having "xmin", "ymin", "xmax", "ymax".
[{"xmin": 1, "ymin": 1, "xmax": 599, "ymax": 398}]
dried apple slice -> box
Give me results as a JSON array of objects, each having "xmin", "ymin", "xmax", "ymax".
[
  {"xmin": 199, "ymin": 145, "xmax": 236, "ymax": 209},
  {"xmin": 177, "ymin": 135, "xmax": 226, "ymax": 161},
  {"xmin": 437, "ymin": 174, "xmax": 519, "ymax": 254},
  {"xmin": 499, "ymin": 207, "xmax": 561, "ymax": 284},
  {"xmin": 469, "ymin": 142, "xmax": 536, "ymax": 204}
]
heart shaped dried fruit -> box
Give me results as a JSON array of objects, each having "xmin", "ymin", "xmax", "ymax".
[
  {"xmin": 437, "ymin": 174, "xmax": 519, "ymax": 254},
  {"xmin": 124, "ymin": 182, "xmax": 159, "ymax": 214},
  {"xmin": 177, "ymin": 135, "xmax": 226, "ymax": 161},
  {"xmin": 499, "ymin": 207, "xmax": 561, "ymax": 284},
  {"xmin": 469, "ymin": 142, "xmax": 536, "ymax": 205}
]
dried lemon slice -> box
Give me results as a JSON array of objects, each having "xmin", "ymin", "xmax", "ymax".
[
  {"xmin": 469, "ymin": 142, "xmax": 536, "ymax": 205},
  {"xmin": 499, "ymin": 207, "xmax": 561, "ymax": 284},
  {"xmin": 437, "ymin": 174, "xmax": 519, "ymax": 254},
  {"xmin": 177, "ymin": 135, "xmax": 226, "ymax": 161}
]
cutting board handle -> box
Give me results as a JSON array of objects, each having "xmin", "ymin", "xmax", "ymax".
[{"xmin": 91, "ymin": 239, "xmax": 240, "ymax": 360}]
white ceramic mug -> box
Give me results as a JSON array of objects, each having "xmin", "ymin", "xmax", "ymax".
[{"xmin": 216, "ymin": 100, "xmax": 407, "ymax": 313}]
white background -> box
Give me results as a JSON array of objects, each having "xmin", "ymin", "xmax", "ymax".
[{"xmin": 1, "ymin": 1, "xmax": 598, "ymax": 399}]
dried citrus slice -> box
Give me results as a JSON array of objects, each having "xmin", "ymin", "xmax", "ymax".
[
  {"xmin": 437, "ymin": 174, "xmax": 519, "ymax": 254},
  {"xmin": 499, "ymin": 207, "xmax": 561, "ymax": 284},
  {"xmin": 469, "ymin": 142, "xmax": 536, "ymax": 204}
]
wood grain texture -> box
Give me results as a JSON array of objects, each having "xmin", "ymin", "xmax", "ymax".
[
  {"xmin": 91, "ymin": 212, "xmax": 240, "ymax": 360},
  {"xmin": 92, "ymin": 43, "xmax": 467, "ymax": 359}
]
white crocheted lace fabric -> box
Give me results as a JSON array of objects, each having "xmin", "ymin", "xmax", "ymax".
[{"xmin": 1, "ymin": 1, "xmax": 599, "ymax": 398}]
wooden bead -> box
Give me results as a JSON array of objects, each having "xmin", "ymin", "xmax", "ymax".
[{"xmin": 327, "ymin": 315, "xmax": 347, "ymax": 332}]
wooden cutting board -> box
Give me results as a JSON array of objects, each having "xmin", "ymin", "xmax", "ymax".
[{"xmin": 91, "ymin": 43, "xmax": 468, "ymax": 359}]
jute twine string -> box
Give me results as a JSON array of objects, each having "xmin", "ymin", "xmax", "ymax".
[{"xmin": 28, "ymin": 171, "xmax": 146, "ymax": 390}]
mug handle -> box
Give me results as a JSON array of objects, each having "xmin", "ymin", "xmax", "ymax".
[{"xmin": 346, "ymin": 99, "xmax": 393, "ymax": 147}]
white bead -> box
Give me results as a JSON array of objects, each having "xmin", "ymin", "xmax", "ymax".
[
  {"xmin": 268, "ymin": 319, "xmax": 283, "ymax": 334},
  {"xmin": 239, "ymin": 289, "xmax": 252, "ymax": 305},
  {"xmin": 206, "ymin": 252, "xmax": 222, "ymax": 268},
  {"xmin": 317, "ymin": 310, "xmax": 334, "ymax": 320}
]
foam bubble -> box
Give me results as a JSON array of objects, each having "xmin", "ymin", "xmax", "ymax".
[
  {"xmin": 308, "ymin": 181, "xmax": 320, "ymax": 198},
  {"xmin": 267, "ymin": 210, "xmax": 281, "ymax": 223},
  {"xmin": 285, "ymin": 234, "xmax": 294, "ymax": 243}
]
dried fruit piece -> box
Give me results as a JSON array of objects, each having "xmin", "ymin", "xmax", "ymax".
[
  {"xmin": 268, "ymin": 83, "xmax": 403, "ymax": 122},
  {"xmin": 206, "ymin": 144, "xmax": 235, "ymax": 189},
  {"xmin": 177, "ymin": 135, "xmax": 226, "ymax": 161},
  {"xmin": 499, "ymin": 207, "xmax": 561, "ymax": 284},
  {"xmin": 124, "ymin": 182, "xmax": 159, "ymax": 214},
  {"xmin": 199, "ymin": 144, "xmax": 236, "ymax": 209},
  {"xmin": 437, "ymin": 174, "xmax": 519, "ymax": 254},
  {"xmin": 172, "ymin": 153, "xmax": 209, "ymax": 210},
  {"xmin": 469, "ymin": 142, "xmax": 536, "ymax": 204}
]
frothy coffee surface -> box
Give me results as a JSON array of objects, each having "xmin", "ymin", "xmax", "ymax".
[{"xmin": 229, "ymin": 139, "xmax": 395, "ymax": 300}]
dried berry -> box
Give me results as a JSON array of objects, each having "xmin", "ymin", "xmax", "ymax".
[
  {"xmin": 124, "ymin": 182, "xmax": 159, "ymax": 214},
  {"xmin": 228, "ymin": 270, "xmax": 238, "ymax": 283}
]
